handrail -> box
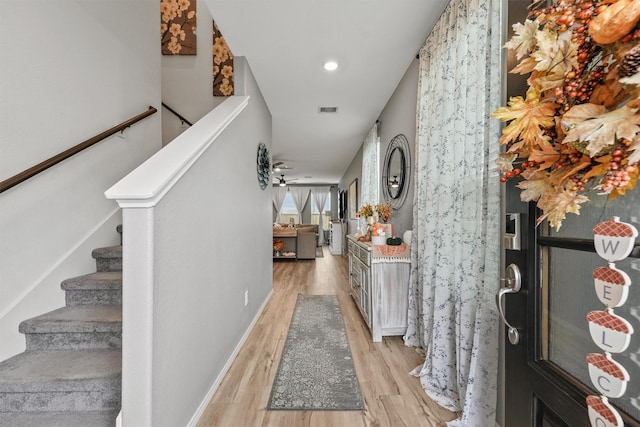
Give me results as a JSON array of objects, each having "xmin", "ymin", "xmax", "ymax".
[
  {"xmin": 162, "ymin": 102, "xmax": 193, "ymax": 127},
  {"xmin": 0, "ymin": 106, "xmax": 157, "ymax": 194}
]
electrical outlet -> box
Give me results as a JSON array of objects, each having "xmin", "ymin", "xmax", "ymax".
[{"xmin": 244, "ymin": 290, "xmax": 249, "ymax": 306}]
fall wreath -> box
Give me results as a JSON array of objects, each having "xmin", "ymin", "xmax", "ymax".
[{"xmin": 493, "ymin": 0, "xmax": 640, "ymax": 230}]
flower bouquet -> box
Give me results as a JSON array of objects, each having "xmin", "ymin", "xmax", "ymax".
[
  {"xmin": 273, "ymin": 238, "xmax": 285, "ymax": 255},
  {"xmin": 375, "ymin": 202, "xmax": 393, "ymax": 223},
  {"xmin": 358, "ymin": 203, "xmax": 374, "ymax": 218}
]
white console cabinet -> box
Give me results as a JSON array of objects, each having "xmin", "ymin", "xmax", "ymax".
[{"xmin": 347, "ymin": 235, "xmax": 410, "ymax": 342}]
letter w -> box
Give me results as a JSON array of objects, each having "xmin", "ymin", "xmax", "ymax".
[{"xmin": 600, "ymin": 239, "xmax": 620, "ymax": 255}]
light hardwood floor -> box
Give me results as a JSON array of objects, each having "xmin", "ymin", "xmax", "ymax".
[{"xmin": 196, "ymin": 247, "xmax": 456, "ymax": 427}]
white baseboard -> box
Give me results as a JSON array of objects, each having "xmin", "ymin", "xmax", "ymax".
[{"xmin": 186, "ymin": 289, "xmax": 274, "ymax": 427}]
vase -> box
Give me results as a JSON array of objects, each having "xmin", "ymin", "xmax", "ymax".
[
  {"xmin": 371, "ymin": 235, "xmax": 387, "ymax": 245},
  {"xmin": 274, "ymin": 250, "xmax": 281, "ymax": 257},
  {"xmin": 367, "ymin": 216, "xmax": 375, "ymax": 225}
]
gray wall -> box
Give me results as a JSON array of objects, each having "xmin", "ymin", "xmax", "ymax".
[
  {"xmin": 377, "ymin": 58, "xmax": 419, "ymax": 238},
  {"xmin": 149, "ymin": 58, "xmax": 273, "ymax": 426},
  {"xmin": 0, "ymin": 0, "xmax": 161, "ymax": 361},
  {"xmin": 339, "ymin": 145, "xmax": 364, "ymax": 235},
  {"xmin": 161, "ymin": 1, "xmax": 227, "ymax": 145},
  {"xmin": 338, "ymin": 58, "xmax": 419, "ymax": 238}
]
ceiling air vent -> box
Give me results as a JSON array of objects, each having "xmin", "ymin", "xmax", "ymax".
[{"xmin": 319, "ymin": 106, "xmax": 338, "ymax": 113}]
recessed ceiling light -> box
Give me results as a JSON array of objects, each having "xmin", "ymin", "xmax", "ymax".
[{"xmin": 324, "ymin": 61, "xmax": 338, "ymax": 71}]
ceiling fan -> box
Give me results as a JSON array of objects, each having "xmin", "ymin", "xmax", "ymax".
[
  {"xmin": 273, "ymin": 174, "xmax": 297, "ymax": 187},
  {"xmin": 271, "ymin": 161, "xmax": 293, "ymax": 173}
]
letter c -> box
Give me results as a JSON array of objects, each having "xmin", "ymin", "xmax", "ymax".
[{"xmin": 597, "ymin": 375, "xmax": 611, "ymax": 392}]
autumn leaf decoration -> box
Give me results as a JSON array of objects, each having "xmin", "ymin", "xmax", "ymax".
[{"xmin": 493, "ymin": 0, "xmax": 640, "ymax": 230}]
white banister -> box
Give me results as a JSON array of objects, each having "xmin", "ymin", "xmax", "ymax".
[
  {"xmin": 105, "ymin": 96, "xmax": 249, "ymax": 207},
  {"xmin": 105, "ymin": 96, "xmax": 253, "ymax": 426}
]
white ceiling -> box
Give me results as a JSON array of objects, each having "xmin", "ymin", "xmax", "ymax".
[{"xmin": 204, "ymin": 0, "xmax": 449, "ymax": 184}]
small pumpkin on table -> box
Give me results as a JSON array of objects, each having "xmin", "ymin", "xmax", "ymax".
[{"xmin": 386, "ymin": 237, "xmax": 402, "ymax": 246}]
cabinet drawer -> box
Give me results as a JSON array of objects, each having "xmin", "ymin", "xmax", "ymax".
[
  {"xmin": 356, "ymin": 246, "xmax": 370, "ymax": 266},
  {"xmin": 350, "ymin": 270, "xmax": 360, "ymax": 285},
  {"xmin": 350, "ymin": 259, "xmax": 360, "ymax": 272}
]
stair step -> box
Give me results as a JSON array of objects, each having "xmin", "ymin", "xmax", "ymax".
[
  {"xmin": 20, "ymin": 306, "xmax": 121, "ymax": 351},
  {"xmin": 0, "ymin": 409, "xmax": 119, "ymax": 427},
  {"xmin": 92, "ymin": 246, "xmax": 122, "ymax": 272},
  {"xmin": 0, "ymin": 350, "xmax": 121, "ymax": 412},
  {"xmin": 62, "ymin": 272, "xmax": 122, "ymax": 306}
]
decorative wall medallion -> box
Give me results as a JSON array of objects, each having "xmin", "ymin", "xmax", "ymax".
[
  {"xmin": 593, "ymin": 265, "xmax": 631, "ymax": 308},
  {"xmin": 593, "ymin": 217, "xmax": 638, "ymax": 262},
  {"xmin": 587, "ymin": 395, "xmax": 624, "ymax": 427},
  {"xmin": 587, "ymin": 310, "xmax": 634, "ymax": 353},
  {"xmin": 587, "ymin": 353, "xmax": 630, "ymax": 398},
  {"xmin": 257, "ymin": 143, "xmax": 271, "ymax": 190}
]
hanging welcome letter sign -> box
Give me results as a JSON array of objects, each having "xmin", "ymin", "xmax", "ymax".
[
  {"xmin": 587, "ymin": 310, "xmax": 634, "ymax": 354},
  {"xmin": 593, "ymin": 217, "xmax": 638, "ymax": 262},
  {"xmin": 593, "ymin": 265, "xmax": 631, "ymax": 308},
  {"xmin": 587, "ymin": 395, "xmax": 624, "ymax": 427},
  {"xmin": 587, "ymin": 217, "xmax": 637, "ymax": 427},
  {"xmin": 587, "ymin": 353, "xmax": 630, "ymax": 398}
]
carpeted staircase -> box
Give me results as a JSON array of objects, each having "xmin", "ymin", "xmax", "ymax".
[{"xmin": 0, "ymin": 244, "xmax": 123, "ymax": 427}]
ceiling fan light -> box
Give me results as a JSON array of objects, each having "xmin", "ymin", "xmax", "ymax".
[
  {"xmin": 390, "ymin": 176, "xmax": 399, "ymax": 188},
  {"xmin": 279, "ymin": 181, "xmax": 286, "ymax": 187}
]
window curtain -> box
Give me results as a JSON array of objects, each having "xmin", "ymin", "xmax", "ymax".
[
  {"xmin": 360, "ymin": 122, "xmax": 380, "ymax": 208},
  {"xmin": 312, "ymin": 187, "xmax": 330, "ymax": 245},
  {"xmin": 272, "ymin": 186, "xmax": 288, "ymax": 223},
  {"xmin": 403, "ymin": 1, "xmax": 501, "ymax": 426},
  {"xmin": 289, "ymin": 186, "xmax": 310, "ymax": 224}
]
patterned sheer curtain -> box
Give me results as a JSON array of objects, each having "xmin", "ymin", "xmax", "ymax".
[
  {"xmin": 403, "ymin": 1, "xmax": 502, "ymax": 425},
  {"xmin": 289, "ymin": 186, "xmax": 310, "ymax": 224},
  {"xmin": 312, "ymin": 187, "xmax": 330, "ymax": 245},
  {"xmin": 360, "ymin": 122, "xmax": 380, "ymax": 208},
  {"xmin": 272, "ymin": 186, "xmax": 288, "ymax": 223}
]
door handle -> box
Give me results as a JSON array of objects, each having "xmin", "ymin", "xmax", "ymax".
[{"xmin": 496, "ymin": 263, "xmax": 522, "ymax": 345}]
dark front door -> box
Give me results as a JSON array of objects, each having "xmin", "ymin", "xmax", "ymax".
[
  {"xmin": 501, "ymin": 2, "xmax": 640, "ymax": 426},
  {"xmin": 503, "ymin": 175, "xmax": 640, "ymax": 427}
]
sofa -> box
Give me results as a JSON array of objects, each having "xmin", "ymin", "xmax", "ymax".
[{"xmin": 273, "ymin": 224, "xmax": 319, "ymax": 260}]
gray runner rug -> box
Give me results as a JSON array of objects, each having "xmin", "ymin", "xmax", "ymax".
[{"xmin": 267, "ymin": 294, "xmax": 364, "ymax": 411}]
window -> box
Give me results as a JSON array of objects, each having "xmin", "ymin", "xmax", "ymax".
[
  {"xmin": 311, "ymin": 197, "xmax": 331, "ymax": 229},
  {"xmin": 280, "ymin": 193, "xmax": 298, "ymax": 225}
]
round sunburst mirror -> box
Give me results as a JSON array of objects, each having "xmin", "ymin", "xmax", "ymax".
[{"xmin": 381, "ymin": 134, "xmax": 411, "ymax": 209}]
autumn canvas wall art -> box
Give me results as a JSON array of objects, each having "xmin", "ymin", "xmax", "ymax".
[
  {"xmin": 213, "ymin": 20, "xmax": 234, "ymax": 96},
  {"xmin": 161, "ymin": 0, "xmax": 197, "ymax": 55}
]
